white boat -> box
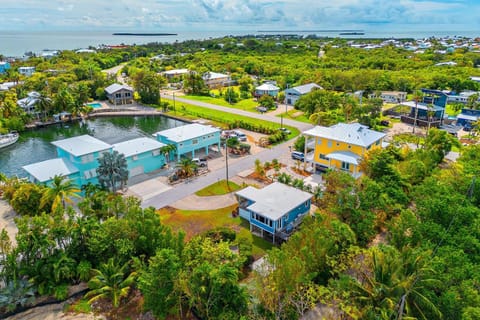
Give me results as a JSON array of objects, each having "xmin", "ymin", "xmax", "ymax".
[{"xmin": 0, "ymin": 132, "xmax": 19, "ymax": 149}]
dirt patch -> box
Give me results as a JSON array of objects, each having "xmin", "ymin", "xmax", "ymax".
[{"xmin": 0, "ymin": 199, "xmax": 18, "ymax": 246}]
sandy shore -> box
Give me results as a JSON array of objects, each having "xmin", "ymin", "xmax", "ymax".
[{"xmin": 0, "ymin": 199, "xmax": 18, "ymax": 246}]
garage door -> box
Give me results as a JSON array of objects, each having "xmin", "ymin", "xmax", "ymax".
[{"xmin": 130, "ymin": 166, "xmax": 144, "ymax": 177}]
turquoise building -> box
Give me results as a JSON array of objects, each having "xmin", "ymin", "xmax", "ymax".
[
  {"xmin": 154, "ymin": 123, "xmax": 221, "ymax": 161},
  {"xmin": 0, "ymin": 61, "xmax": 11, "ymax": 74},
  {"xmin": 235, "ymin": 182, "xmax": 313, "ymax": 243},
  {"xmin": 23, "ymin": 135, "xmax": 166, "ymax": 187}
]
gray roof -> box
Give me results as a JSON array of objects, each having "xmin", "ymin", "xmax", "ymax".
[
  {"xmin": 23, "ymin": 158, "xmax": 78, "ymax": 183},
  {"xmin": 236, "ymin": 182, "xmax": 312, "ymax": 220},
  {"xmin": 105, "ymin": 83, "xmax": 133, "ymax": 94},
  {"xmin": 52, "ymin": 135, "xmax": 112, "ymax": 157},
  {"xmin": 399, "ymin": 101, "xmax": 444, "ymax": 111},
  {"xmin": 303, "ymin": 123, "xmax": 385, "ymax": 148},
  {"xmin": 202, "ymin": 72, "xmax": 229, "ymax": 80},
  {"xmin": 288, "ymin": 83, "xmax": 322, "ymax": 95},
  {"xmin": 113, "ymin": 138, "xmax": 166, "ymax": 157},
  {"xmin": 154, "ymin": 123, "xmax": 220, "ymax": 143},
  {"xmin": 162, "ymin": 68, "xmax": 189, "ymax": 75},
  {"xmin": 256, "ymin": 83, "xmax": 280, "ymax": 91}
]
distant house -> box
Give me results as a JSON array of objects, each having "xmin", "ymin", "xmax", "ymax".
[
  {"xmin": 17, "ymin": 91, "xmax": 41, "ymax": 114},
  {"xmin": 456, "ymin": 108, "xmax": 480, "ymax": 128},
  {"xmin": 378, "ymin": 91, "xmax": 407, "ymax": 103},
  {"xmin": 469, "ymin": 76, "xmax": 480, "ymax": 83},
  {"xmin": 447, "ymin": 91, "xmax": 480, "ymax": 104},
  {"xmin": 236, "ymin": 182, "xmax": 313, "ymax": 243},
  {"xmin": 112, "ymin": 138, "xmax": 166, "ymax": 177},
  {"xmin": 202, "ymin": 72, "xmax": 231, "ymax": 89},
  {"xmin": 23, "ymin": 135, "xmax": 168, "ymax": 187},
  {"xmin": 161, "ymin": 68, "xmax": 189, "ymax": 80},
  {"xmin": 254, "ymin": 82, "xmax": 280, "ymax": 98},
  {"xmin": 105, "ymin": 83, "xmax": 134, "ymax": 105},
  {"xmin": 303, "ymin": 122, "xmax": 385, "ymax": 177},
  {"xmin": 153, "ymin": 123, "xmax": 221, "ymax": 161},
  {"xmin": 284, "ymin": 83, "xmax": 322, "ymax": 105},
  {"xmin": 18, "ymin": 66, "xmax": 35, "ymax": 77},
  {"xmin": 398, "ymin": 89, "xmax": 447, "ymax": 128},
  {"xmin": 0, "ymin": 61, "xmax": 11, "ymax": 74},
  {"xmin": 0, "ymin": 81, "xmax": 19, "ymax": 91}
]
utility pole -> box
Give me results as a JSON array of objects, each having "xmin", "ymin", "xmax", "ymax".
[{"xmin": 225, "ymin": 140, "xmax": 229, "ymax": 184}]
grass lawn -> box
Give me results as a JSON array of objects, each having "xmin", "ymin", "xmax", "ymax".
[
  {"xmin": 182, "ymin": 94, "xmax": 259, "ymax": 112},
  {"xmin": 445, "ymin": 104, "xmax": 462, "ymax": 116},
  {"xmin": 161, "ymin": 97, "xmax": 300, "ymax": 140},
  {"xmin": 158, "ymin": 204, "xmax": 273, "ymax": 258},
  {"xmin": 276, "ymin": 109, "xmax": 311, "ymax": 124},
  {"xmin": 195, "ymin": 180, "xmax": 243, "ymax": 196}
]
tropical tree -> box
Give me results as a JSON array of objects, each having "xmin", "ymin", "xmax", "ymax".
[
  {"xmin": 412, "ymin": 89, "xmax": 423, "ymax": 134},
  {"xmin": 85, "ymin": 258, "xmax": 137, "ymax": 309},
  {"xmin": 258, "ymin": 94, "xmax": 276, "ymax": 110},
  {"xmin": 97, "ymin": 151, "xmax": 129, "ymax": 192},
  {"xmin": 35, "ymin": 93, "xmax": 53, "ymax": 121},
  {"xmin": 40, "ymin": 175, "xmax": 80, "ymax": 213},
  {"xmin": 176, "ymin": 158, "xmax": 198, "ymax": 178},
  {"xmin": 160, "ymin": 144, "xmax": 177, "ymax": 163}
]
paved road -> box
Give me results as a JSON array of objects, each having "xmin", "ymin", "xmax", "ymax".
[{"xmin": 141, "ymin": 95, "xmax": 314, "ymax": 209}]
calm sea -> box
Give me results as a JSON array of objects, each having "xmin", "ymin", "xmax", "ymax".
[{"xmin": 1, "ymin": 28, "xmax": 480, "ymax": 57}]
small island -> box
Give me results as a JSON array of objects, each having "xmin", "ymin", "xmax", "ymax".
[{"xmin": 113, "ymin": 32, "xmax": 177, "ymax": 36}]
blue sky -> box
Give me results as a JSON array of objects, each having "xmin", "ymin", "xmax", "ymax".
[{"xmin": 1, "ymin": 0, "xmax": 479, "ymax": 31}]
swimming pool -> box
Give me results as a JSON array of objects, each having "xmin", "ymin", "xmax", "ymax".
[{"xmin": 87, "ymin": 103, "xmax": 102, "ymax": 109}]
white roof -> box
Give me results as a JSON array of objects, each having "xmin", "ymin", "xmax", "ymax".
[
  {"xmin": 113, "ymin": 137, "xmax": 166, "ymax": 157},
  {"xmin": 288, "ymin": 83, "xmax": 322, "ymax": 95},
  {"xmin": 105, "ymin": 83, "xmax": 133, "ymax": 94},
  {"xmin": 52, "ymin": 135, "xmax": 111, "ymax": 157},
  {"xmin": 236, "ymin": 182, "xmax": 312, "ymax": 220},
  {"xmin": 162, "ymin": 68, "xmax": 189, "ymax": 75},
  {"xmin": 303, "ymin": 123, "xmax": 385, "ymax": 148},
  {"xmin": 399, "ymin": 101, "xmax": 444, "ymax": 111},
  {"xmin": 457, "ymin": 114, "xmax": 479, "ymax": 121},
  {"xmin": 23, "ymin": 158, "xmax": 78, "ymax": 183},
  {"xmin": 326, "ymin": 151, "xmax": 361, "ymax": 165},
  {"xmin": 256, "ymin": 83, "xmax": 280, "ymax": 91},
  {"xmin": 154, "ymin": 123, "xmax": 220, "ymax": 143},
  {"xmin": 202, "ymin": 72, "xmax": 229, "ymax": 80}
]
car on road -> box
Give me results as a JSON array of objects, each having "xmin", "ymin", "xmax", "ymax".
[
  {"xmin": 291, "ymin": 151, "xmax": 305, "ymax": 161},
  {"xmin": 233, "ymin": 130, "xmax": 247, "ymax": 141},
  {"xmin": 279, "ymin": 127, "xmax": 291, "ymax": 135},
  {"xmin": 192, "ymin": 157, "xmax": 208, "ymax": 167}
]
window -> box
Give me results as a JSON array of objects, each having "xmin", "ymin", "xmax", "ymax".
[
  {"xmin": 115, "ymin": 93, "xmax": 121, "ymax": 98},
  {"xmin": 317, "ymin": 138, "xmax": 322, "ymax": 145},
  {"xmin": 179, "ymin": 143, "xmax": 183, "ymax": 147},
  {"xmin": 152, "ymin": 149, "xmax": 160, "ymax": 156},
  {"xmin": 277, "ymin": 218, "xmax": 283, "ymax": 230},
  {"xmin": 304, "ymin": 201, "xmax": 309, "ymax": 208},
  {"xmin": 341, "ymin": 162, "xmax": 350, "ymax": 171},
  {"xmin": 327, "ymin": 140, "xmax": 332, "ymax": 148},
  {"xmin": 84, "ymin": 168, "xmax": 97, "ymax": 179},
  {"xmin": 348, "ymin": 145, "xmax": 352, "ymax": 149},
  {"xmin": 132, "ymin": 155, "xmax": 138, "ymax": 161},
  {"xmin": 82, "ymin": 154, "xmax": 94, "ymax": 164},
  {"xmin": 125, "ymin": 92, "xmax": 131, "ymax": 97},
  {"xmin": 192, "ymin": 139, "xmax": 198, "ymax": 145},
  {"xmin": 319, "ymin": 154, "xmax": 327, "ymax": 160}
]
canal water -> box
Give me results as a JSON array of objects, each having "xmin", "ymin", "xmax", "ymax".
[{"xmin": 0, "ymin": 115, "xmax": 185, "ymax": 178}]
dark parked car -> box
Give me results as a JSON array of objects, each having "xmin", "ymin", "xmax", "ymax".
[{"xmin": 291, "ymin": 151, "xmax": 305, "ymax": 161}]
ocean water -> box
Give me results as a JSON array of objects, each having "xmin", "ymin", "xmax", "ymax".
[{"xmin": 1, "ymin": 28, "xmax": 480, "ymax": 57}]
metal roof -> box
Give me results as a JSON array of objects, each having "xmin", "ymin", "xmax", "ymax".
[
  {"xmin": 326, "ymin": 151, "xmax": 361, "ymax": 165},
  {"xmin": 303, "ymin": 123, "xmax": 385, "ymax": 148},
  {"xmin": 256, "ymin": 83, "xmax": 280, "ymax": 91},
  {"xmin": 236, "ymin": 182, "xmax": 312, "ymax": 220},
  {"xmin": 113, "ymin": 138, "xmax": 166, "ymax": 157},
  {"xmin": 287, "ymin": 83, "xmax": 322, "ymax": 95},
  {"xmin": 202, "ymin": 72, "xmax": 229, "ymax": 80},
  {"xmin": 105, "ymin": 83, "xmax": 133, "ymax": 94},
  {"xmin": 457, "ymin": 114, "xmax": 479, "ymax": 121},
  {"xmin": 52, "ymin": 135, "xmax": 112, "ymax": 157},
  {"xmin": 399, "ymin": 101, "xmax": 444, "ymax": 111},
  {"xmin": 23, "ymin": 158, "xmax": 79, "ymax": 183},
  {"xmin": 154, "ymin": 123, "xmax": 220, "ymax": 143}
]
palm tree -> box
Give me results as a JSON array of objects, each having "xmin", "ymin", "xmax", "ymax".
[
  {"xmin": 160, "ymin": 144, "xmax": 177, "ymax": 163},
  {"xmin": 96, "ymin": 151, "xmax": 129, "ymax": 192},
  {"xmin": 85, "ymin": 258, "xmax": 137, "ymax": 309},
  {"xmin": 35, "ymin": 93, "xmax": 53, "ymax": 121},
  {"xmin": 176, "ymin": 158, "xmax": 197, "ymax": 178},
  {"xmin": 40, "ymin": 175, "xmax": 80, "ymax": 213},
  {"xmin": 412, "ymin": 90, "xmax": 423, "ymax": 134}
]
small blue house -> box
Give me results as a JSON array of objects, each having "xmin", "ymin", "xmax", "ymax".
[
  {"xmin": 284, "ymin": 83, "xmax": 322, "ymax": 106},
  {"xmin": 236, "ymin": 182, "xmax": 313, "ymax": 243},
  {"xmin": 154, "ymin": 123, "xmax": 221, "ymax": 161},
  {"xmin": 23, "ymin": 158, "xmax": 81, "ymax": 187},
  {"xmin": 457, "ymin": 108, "xmax": 480, "ymax": 128},
  {"xmin": 112, "ymin": 138, "xmax": 166, "ymax": 176},
  {"xmin": 254, "ymin": 82, "xmax": 280, "ymax": 98},
  {"xmin": 0, "ymin": 62, "xmax": 11, "ymax": 74}
]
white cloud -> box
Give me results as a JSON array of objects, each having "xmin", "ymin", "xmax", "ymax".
[{"xmin": 0, "ymin": 0, "xmax": 478, "ymax": 30}]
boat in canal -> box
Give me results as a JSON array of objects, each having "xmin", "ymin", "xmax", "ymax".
[{"xmin": 0, "ymin": 132, "xmax": 19, "ymax": 149}]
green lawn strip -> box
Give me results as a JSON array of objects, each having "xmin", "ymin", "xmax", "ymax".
[
  {"xmin": 276, "ymin": 109, "xmax": 311, "ymax": 124},
  {"xmin": 182, "ymin": 94, "xmax": 259, "ymax": 112},
  {"xmin": 160, "ymin": 98, "xmax": 300, "ymax": 140},
  {"xmin": 159, "ymin": 204, "xmax": 272, "ymax": 257},
  {"xmin": 195, "ymin": 180, "xmax": 243, "ymax": 196}
]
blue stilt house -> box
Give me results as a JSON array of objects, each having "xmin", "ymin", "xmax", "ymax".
[
  {"xmin": 154, "ymin": 123, "xmax": 221, "ymax": 161},
  {"xmin": 112, "ymin": 138, "xmax": 166, "ymax": 176},
  {"xmin": 236, "ymin": 182, "xmax": 313, "ymax": 243}
]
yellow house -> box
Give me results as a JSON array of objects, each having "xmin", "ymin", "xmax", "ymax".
[{"xmin": 303, "ymin": 123, "xmax": 386, "ymax": 177}]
